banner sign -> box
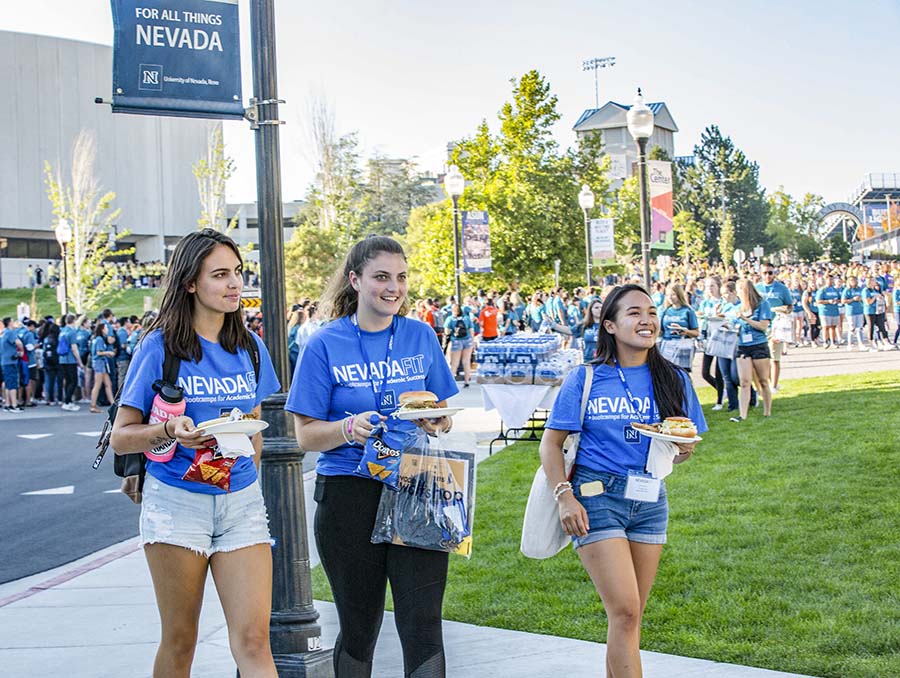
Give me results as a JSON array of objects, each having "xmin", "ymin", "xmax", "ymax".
[
  {"xmin": 864, "ymin": 204, "xmax": 889, "ymax": 233},
  {"xmin": 110, "ymin": 0, "xmax": 244, "ymax": 119},
  {"xmin": 461, "ymin": 211, "xmax": 492, "ymax": 273},
  {"xmin": 648, "ymin": 160, "xmax": 674, "ymax": 251},
  {"xmin": 590, "ymin": 218, "xmax": 616, "ymax": 267},
  {"xmin": 608, "ymin": 154, "xmax": 628, "ymax": 181}
]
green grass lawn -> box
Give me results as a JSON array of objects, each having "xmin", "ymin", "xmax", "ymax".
[
  {"xmin": 0, "ymin": 287, "xmax": 158, "ymax": 320},
  {"xmin": 312, "ymin": 370, "xmax": 900, "ymax": 678}
]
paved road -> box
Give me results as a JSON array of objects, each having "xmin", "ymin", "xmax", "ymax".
[{"xmin": 0, "ymin": 406, "xmax": 318, "ymax": 584}]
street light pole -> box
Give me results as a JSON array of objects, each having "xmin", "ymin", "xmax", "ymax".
[
  {"xmin": 578, "ymin": 184, "xmax": 595, "ymax": 287},
  {"xmin": 249, "ymin": 0, "xmax": 331, "ymax": 674},
  {"xmin": 54, "ymin": 219, "xmax": 73, "ymax": 317},
  {"xmin": 626, "ymin": 89, "xmax": 655, "ymax": 292},
  {"xmin": 444, "ymin": 166, "xmax": 465, "ymax": 303}
]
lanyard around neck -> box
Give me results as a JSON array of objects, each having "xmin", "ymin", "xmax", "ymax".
[
  {"xmin": 613, "ymin": 359, "xmax": 657, "ymax": 425},
  {"xmin": 352, "ymin": 314, "xmax": 397, "ymax": 414}
]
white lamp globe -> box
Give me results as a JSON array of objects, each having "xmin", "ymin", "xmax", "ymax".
[
  {"xmin": 626, "ymin": 89, "xmax": 655, "ymax": 141},
  {"xmin": 444, "ymin": 165, "xmax": 465, "ymax": 198},
  {"xmin": 578, "ymin": 184, "xmax": 595, "ymax": 210}
]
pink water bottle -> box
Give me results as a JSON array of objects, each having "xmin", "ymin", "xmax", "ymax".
[{"xmin": 145, "ymin": 381, "xmax": 185, "ymax": 463}]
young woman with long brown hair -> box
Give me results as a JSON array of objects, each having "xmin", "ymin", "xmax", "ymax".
[{"xmin": 110, "ymin": 229, "xmax": 280, "ymax": 678}]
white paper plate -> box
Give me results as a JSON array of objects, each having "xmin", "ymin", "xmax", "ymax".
[
  {"xmin": 394, "ymin": 406, "xmax": 464, "ymax": 421},
  {"xmin": 630, "ymin": 424, "xmax": 702, "ymax": 444},
  {"xmin": 198, "ymin": 419, "xmax": 269, "ymax": 436}
]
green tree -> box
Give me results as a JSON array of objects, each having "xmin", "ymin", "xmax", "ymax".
[
  {"xmin": 795, "ymin": 234, "xmax": 824, "ymax": 262},
  {"xmin": 407, "ymin": 70, "xmax": 611, "ymax": 292},
  {"xmin": 43, "ymin": 129, "xmax": 131, "ymax": 315},
  {"xmin": 719, "ymin": 213, "xmax": 735, "ymax": 267},
  {"xmin": 607, "ymin": 176, "xmax": 641, "ymax": 268},
  {"xmin": 680, "ymin": 125, "xmax": 769, "ymax": 259},
  {"xmin": 672, "ymin": 211, "xmax": 707, "ymax": 265},
  {"xmin": 359, "ymin": 157, "xmax": 434, "ymax": 235},
  {"xmin": 193, "ymin": 125, "xmax": 236, "ymax": 231},
  {"xmin": 283, "ymin": 204, "xmax": 343, "ymax": 301},
  {"xmin": 765, "ymin": 188, "xmax": 827, "ymax": 259},
  {"xmin": 828, "ymin": 236, "xmax": 852, "ymax": 264}
]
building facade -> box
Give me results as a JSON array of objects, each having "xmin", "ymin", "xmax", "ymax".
[{"xmin": 0, "ymin": 30, "xmax": 214, "ymax": 288}]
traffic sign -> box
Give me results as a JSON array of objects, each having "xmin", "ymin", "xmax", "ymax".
[
  {"xmin": 733, "ymin": 248, "xmax": 746, "ymax": 265},
  {"xmin": 241, "ymin": 297, "xmax": 261, "ymax": 309}
]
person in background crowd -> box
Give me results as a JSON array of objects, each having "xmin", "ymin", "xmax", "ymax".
[
  {"xmin": 801, "ymin": 279, "xmax": 820, "ymax": 347},
  {"xmin": 111, "ymin": 228, "xmax": 280, "ymax": 678},
  {"xmin": 34, "ymin": 265, "xmax": 44, "ymax": 287},
  {"xmin": 863, "ymin": 276, "xmax": 889, "ymax": 351},
  {"xmin": 89, "ymin": 322, "xmax": 116, "ymax": 413},
  {"xmin": 549, "ymin": 297, "xmax": 603, "ymax": 363},
  {"xmin": 731, "ymin": 279, "xmax": 773, "ymax": 423},
  {"xmin": 1, "ymin": 317, "xmax": 24, "ymax": 412},
  {"xmin": 815, "ymin": 274, "xmax": 842, "ymax": 349},
  {"xmin": 658, "ymin": 283, "xmax": 699, "ymax": 372},
  {"xmin": 789, "ymin": 274, "xmax": 805, "ymax": 346},
  {"xmin": 478, "ymin": 297, "xmax": 499, "ymax": 341},
  {"xmin": 893, "ymin": 284, "xmax": 900, "ymax": 347},
  {"xmin": 41, "ymin": 321, "xmax": 62, "ymax": 406},
  {"xmin": 498, "ymin": 299, "xmax": 518, "ymax": 336},
  {"xmin": 756, "ymin": 263, "xmax": 794, "ymax": 393},
  {"xmin": 247, "ymin": 313, "xmax": 264, "ymax": 339},
  {"xmin": 650, "ymin": 281, "xmax": 666, "ymax": 309},
  {"xmin": 526, "ymin": 292, "xmax": 544, "ymax": 332},
  {"xmin": 115, "ymin": 316, "xmax": 136, "ymax": 391},
  {"xmin": 297, "ymin": 302, "xmax": 324, "ymax": 352},
  {"xmin": 444, "ymin": 302, "xmax": 474, "ymax": 388},
  {"xmin": 58, "ymin": 314, "xmax": 82, "ymax": 411},
  {"xmin": 540, "ymin": 284, "xmax": 706, "ymax": 678},
  {"xmin": 75, "ymin": 316, "xmax": 93, "ymax": 403},
  {"xmin": 287, "ymin": 307, "xmax": 305, "ymax": 376},
  {"xmin": 842, "ymin": 276, "xmax": 866, "ymax": 351},
  {"xmin": 17, "ymin": 318, "xmax": 38, "ymax": 408},
  {"xmin": 698, "ymin": 275, "xmax": 725, "ymax": 410},
  {"xmin": 287, "ymin": 235, "xmax": 457, "ymax": 678},
  {"xmin": 26, "ymin": 264, "xmax": 35, "ymax": 288}
]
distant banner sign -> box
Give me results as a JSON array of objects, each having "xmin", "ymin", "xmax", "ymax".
[
  {"xmin": 462, "ymin": 211, "xmax": 492, "ymax": 273},
  {"xmin": 648, "ymin": 160, "xmax": 674, "ymax": 251},
  {"xmin": 864, "ymin": 204, "xmax": 889, "ymax": 233},
  {"xmin": 590, "ymin": 218, "xmax": 616, "ymax": 267},
  {"xmin": 110, "ymin": 0, "xmax": 244, "ymax": 119},
  {"xmin": 608, "ymin": 154, "xmax": 628, "ymax": 181}
]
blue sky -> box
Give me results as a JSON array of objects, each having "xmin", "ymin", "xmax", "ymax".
[{"xmin": 4, "ymin": 0, "xmax": 899, "ymax": 204}]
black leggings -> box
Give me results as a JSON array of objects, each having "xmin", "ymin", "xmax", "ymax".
[
  {"xmin": 61, "ymin": 363, "xmax": 78, "ymax": 404},
  {"xmin": 314, "ymin": 475, "xmax": 448, "ymax": 678},
  {"xmin": 701, "ymin": 354, "xmax": 723, "ymax": 405},
  {"xmin": 867, "ymin": 313, "xmax": 888, "ymax": 342}
]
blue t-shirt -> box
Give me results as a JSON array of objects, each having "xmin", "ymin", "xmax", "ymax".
[
  {"xmin": 893, "ymin": 287, "xmax": 900, "ymax": 311},
  {"xmin": 815, "ymin": 287, "xmax": 841, "ymax": 317},
  {"xmin": 444, "ymin": 314, "xmax": 474, "ymax": 338},
  {"xmin": 842, "ymin": 287, "xmax": 864, "ymax": 315},
  {"xmin": 285, "ymin": 315, "xmax": 459, "ymax": 477},
  {"xmin": 115, "ymin": 328, "xmax": 131, "ymax": 363},
  {"xmin": 75, "ymin": 328, "xmax": 91, "ymax": 358},
  {"xmin": 57, "ymin": 326, "xmax": 78, "ymax": 365},
  {"xmin": 120, "ymin": 330, "xmax": 280, "ymax": 495},
  {"xmin": 802, "ymin": 290, "xmax": 818, "ymax": 314},
  {"xmin": 651, "ymin": 292, "xmax": 665, "ymax": 309},
  {"xmin": 581, "ymin": 325, "xmax": 599, "ymax": 363},
  {"xmin": 547, "ymin": 363, "xmax": 707, "ymax": 476},
  {"xmin": 862, "ymin": 288, "xmax": 882, "ymax": 314},
  {"xmin": 790, "ymin": 288, "xmax": 803, "ymax": 313},
  {"xmin": 755, "ymin": 280, "xmax": 793, "ymax": 312},
  {"xmin": 1, "ymin": 329, "xmax": 21, "ymax": 365},
  {"xmin": 288, "ymin": 325, "xmax": 301, "ymax": 362},
  {"xmin": 698, "ymin": 297, "xmax": 723, "ymax": 331},
  {"xmin": 737, "ymin": 300, "xmax": 773, "ymax": 346},
  {"xmin": 91, "ymin": 335, "xmax": 108, "ymax": 361},
  {"xmin": 660, "ymin": 306, "xmax": 698, "ymax": 340}
]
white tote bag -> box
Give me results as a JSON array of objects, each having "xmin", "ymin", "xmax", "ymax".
[{"xmin": 520, "ymin": 365, "xmax": 593, "ymax": 559}]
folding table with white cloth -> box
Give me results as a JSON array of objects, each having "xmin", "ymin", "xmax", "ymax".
[{"xmin": 481, "ymin": 384, "xmax": 560, "ymax": 454}]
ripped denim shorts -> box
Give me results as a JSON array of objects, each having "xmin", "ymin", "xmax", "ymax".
[{"xmin": 140, "ymin": 477, "xmax": 273, "ymax": 557}]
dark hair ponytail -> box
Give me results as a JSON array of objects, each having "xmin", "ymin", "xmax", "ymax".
[{"xmin": 590, "ymin": 284, "xmax": 686, "ymax": 420}]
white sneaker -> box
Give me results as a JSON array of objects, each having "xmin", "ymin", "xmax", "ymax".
[
  {"xmin": 869, "ymin": 347, "xmax": 879, "ymax": 353},
  {"xmin": 772, "ymin": 386, "xmax": 779, "ymax": 394},
  {"xmin": 711, "ymin": 403, "xmax": 724, "ymax": 411}
]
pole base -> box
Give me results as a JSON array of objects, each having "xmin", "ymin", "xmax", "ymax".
[{"xmin": 273, "ymin": 649, "xmax": 335, "ymax": 677}]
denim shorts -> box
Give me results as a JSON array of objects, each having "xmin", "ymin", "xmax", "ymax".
[
  {"xmin": 2, "ymin": 363, "xmax": 20, "ymax": 389},
  {"xmin": 92, "ymin": 359, "xmax": 108, "ymax": 374},
  {"xmin": 140, "ymin": 477, "xmax": 273, "ymax": 557},
  {"xmin": 570, "ymin": 465, "xmax": 668, "ymax": 548},
  {"xmin": 449, "ymin": 336, "xmax": 473, "ymax": 352}
]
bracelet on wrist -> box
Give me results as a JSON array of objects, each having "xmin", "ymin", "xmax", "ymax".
[
  {"xmin": 163, "ymin": 419, "xmax": 172, "ymax": 438},
  {"xmin": 340, "ymin": 415, "xmax": 356, "ymax": 446},
  {"xmin": 553, "ymin": 481, "xmax": 573, "ymax": 502}
]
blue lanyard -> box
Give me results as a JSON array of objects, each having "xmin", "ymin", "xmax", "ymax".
[
  {"xmin": 352, "ymin": 314, "xmax": 397, "ymax": 414},
  {"xmin": 613, "ymin": 359, "xmax": 658, "ymax": 425}
]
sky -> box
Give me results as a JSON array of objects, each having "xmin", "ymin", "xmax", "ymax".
[{"xmin": 4, "ymin": 0, "xmax": 900, "ymax": 205}]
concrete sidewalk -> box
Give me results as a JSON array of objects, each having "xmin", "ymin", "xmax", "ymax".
[{"xmin": 3, "ymin": 347, "xmax": 877, "ymax": 677}]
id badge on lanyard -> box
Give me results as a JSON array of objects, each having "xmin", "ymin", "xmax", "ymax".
[{"xmin": 615, "ymin": 360, "xmax": 661, "ymax": 503}]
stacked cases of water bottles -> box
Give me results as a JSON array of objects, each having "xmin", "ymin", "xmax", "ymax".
[{"xmin": 475, "ymin": 336, "xmax": 581, "ymax": 386}]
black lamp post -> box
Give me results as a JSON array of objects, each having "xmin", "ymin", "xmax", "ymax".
[
  {"xmin": 626, "ymin": 88, "xmax": 655, "ymax": 291},
  {"xmin": 578, "ymin": 184, "xmax": 595, "ymax": 286},
  {"xmin": 54, "ymin": 218, "xmax": 72, "ymax": 316},
  {"xmin": 249, "ymin": 0, "xmax": 331, "ymax": 675},
  {"xmin": 444, "ymin": 165, "xmax": 465, "ymax": 303}
]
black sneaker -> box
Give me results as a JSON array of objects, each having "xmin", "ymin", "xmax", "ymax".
[
  {"xmin": 729, "ymin": 416, "xmax": 743, "ymax": 423},
  {"xmin": 2, "ymin": 407, "xmax": 11, "ymax": 413}
]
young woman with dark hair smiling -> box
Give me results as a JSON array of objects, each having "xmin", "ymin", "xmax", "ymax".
[{"xmin": 539, "ymin": 284, "xmax": 706, "ymax": 678}]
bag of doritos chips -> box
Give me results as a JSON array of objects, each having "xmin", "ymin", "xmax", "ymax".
[
  {"xmin": 371, "ymin": 431, "xmax": 476, "ymax": 558},
  {"xmin": 354, "ymin": 418, "xmax": 416, "ymax": 490}
]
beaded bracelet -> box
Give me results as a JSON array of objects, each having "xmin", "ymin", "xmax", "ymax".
[
  {"xmin": 340, "ymin": 415, "xmax": 355, "ymax": 446},
  {"xmin": 553, "ymin": 481, "xmax": 573, "ymax": 502}
]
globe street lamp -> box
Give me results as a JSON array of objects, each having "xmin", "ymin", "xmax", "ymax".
[
  {"xmin": 626, "ymin": 88, "xmax": 655, "ymax": 291},
  {"xmin": 578, "ymin": 184, "xmax": 595, "ymax": 286},
  {"xmin": 54, "ymin": 218, "xmax": 73, "ymax": 316},
  {"xmin": 444, "ymin": 165, "xmax": 465, "ymax": 303}
]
